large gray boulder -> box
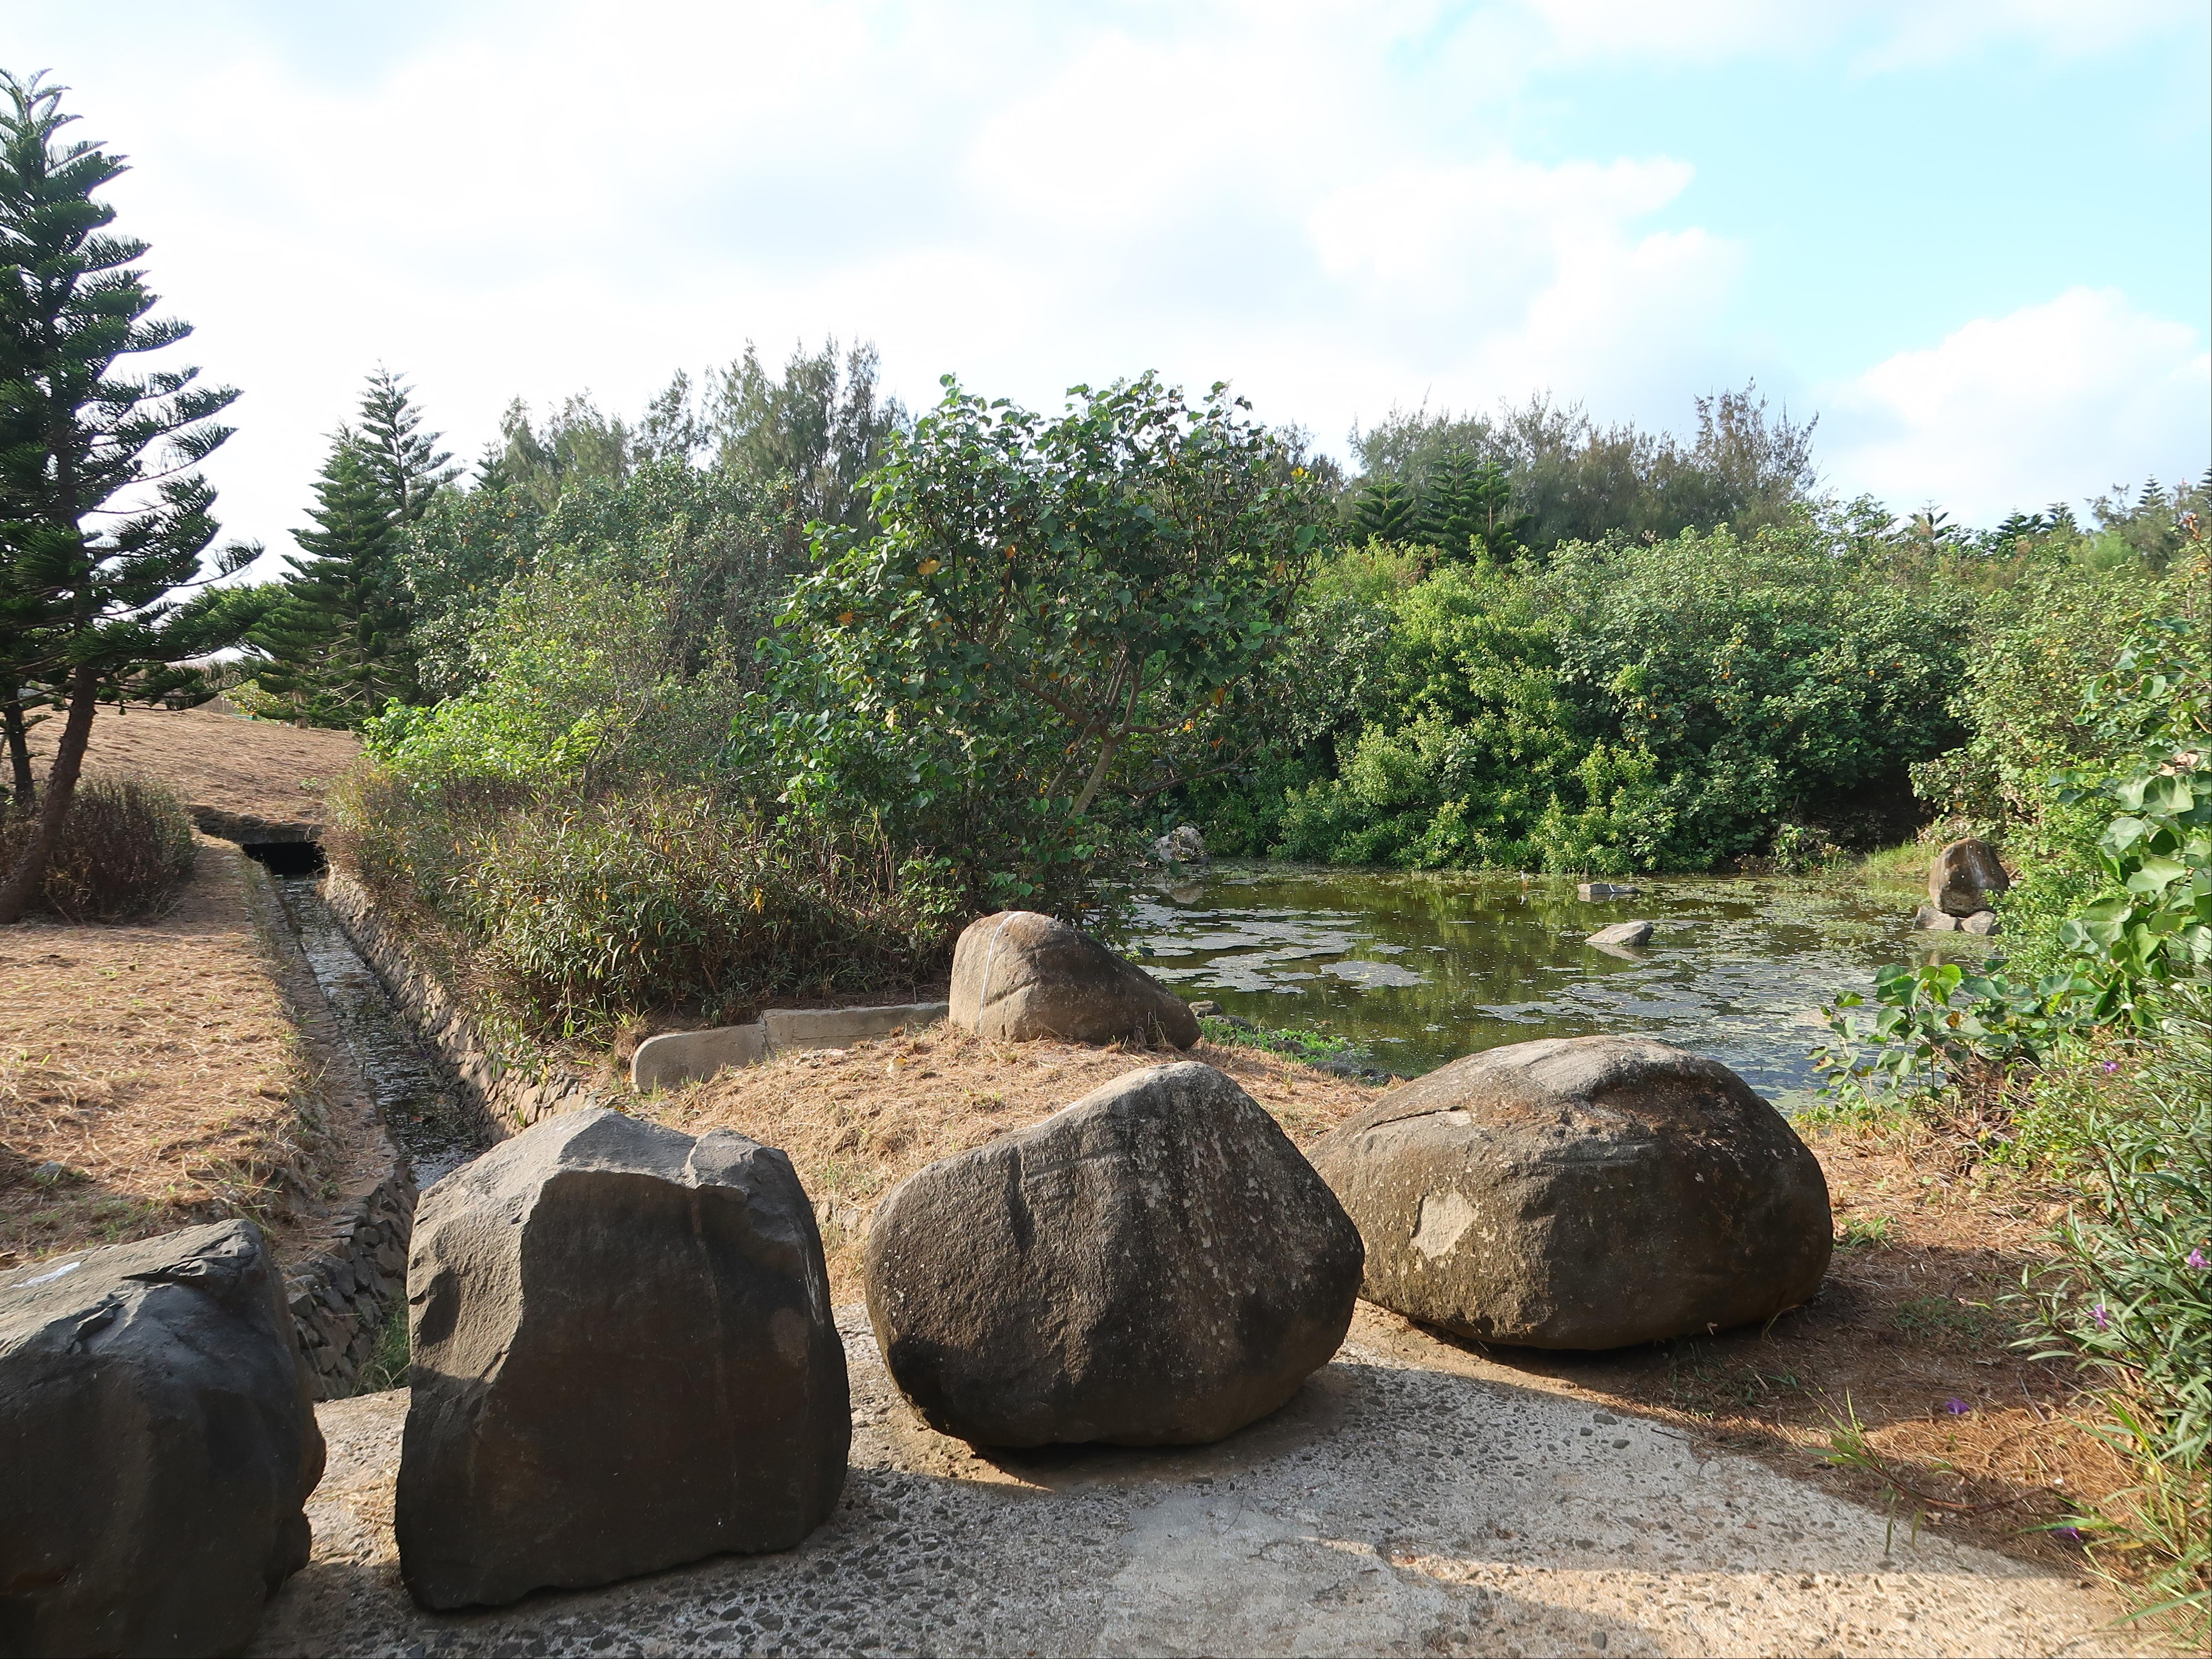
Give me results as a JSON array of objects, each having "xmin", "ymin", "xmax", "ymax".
[
  {"xmin": 865, "ymin": 1061, "xmax": 1362, "ymax": 1447},
  {"xmin": 0, "ymin": 1222, "xmax": 323, "ymax": 1658},
  {"xmin": 950, "ymin": 910, "xmax": 1199, "ymax": 1048},
  {"xmin": 1929, "ymin": 837, "xmax": 2009, "ymax": 916},
  {"xmin": 396, "ymin": 1109, "xmax": 848, "ymax": 1611},
  {"xmin": 1308, "ymin": 1036, "xmax": 1831, "ymax": 1350}
]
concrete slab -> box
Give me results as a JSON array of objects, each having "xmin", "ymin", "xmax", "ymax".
[
  {"xmin": 630, "ymin": 1023, "xmax": 768, "ymax": 1092},
  {"xmin": 629, "ymin": 1004, "xmax": 950, "ymax": 1092},
  {"xmin": 252, "ymin": 1308, "xmax": 2148, "ymax": 1658},
  {"xmin": 761, "ymin": 1002, "xmax": 950, "ymax": 1054}
]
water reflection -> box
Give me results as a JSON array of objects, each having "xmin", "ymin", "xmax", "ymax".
[{"xmin": 1134, "ymin": 866, "xmax": 1953, "ymax": 1104}]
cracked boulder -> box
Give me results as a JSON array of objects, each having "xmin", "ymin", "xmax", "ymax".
[
  {"xmin": 0, "ymin": 1221, "xmax": 324, "ymax": 1658},
  {"xmin": 865, "ymin": 1061, "xmax": 1362, "ymax": 1447},
  {"xmin": 396, "ymin": 1109, "xmax": 848, "ymax": 1610},
  {"xmin": 1307, "ymin": 1036, "xmax": 1831, "ymax": 1350},
  {"xmin": 949, "ymin": 910, "xmax": 1199, "ymax": 1048}
]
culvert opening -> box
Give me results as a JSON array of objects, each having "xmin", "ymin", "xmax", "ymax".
[{"xmin": 243, "ymin": 840, "xmax": 327, "ymax": 876}]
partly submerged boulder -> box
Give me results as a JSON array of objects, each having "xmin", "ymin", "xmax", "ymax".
[
  {"xmin": 865, "ymin": 1061, "xmax": 1362, "ymax": 1447},
  {"xmin": 949, "ymin": 910, "xmax": 1199, "ymax": 1048},
  {"xmin": 1586, "ymin": 920, "xmax": 1654, "ymax": 949},
  {"xmin": 1929, "ymin": 837, "xmax": 2009, "ymax": 917},
  {"xmin": 396, "ymin": 1108, "xmax": 848, "ymax": 1611},
  {"xmin": 1308, "ymin": 1036, "xmax": 1831, "ymax": 1350},
  {"xmin": 0, "ymin": 1221, "xmax": 323, "ymax": 1659},
  {"xmin": 1152, "ymin": 824, "xmax": 1209, "ymax": 865}
]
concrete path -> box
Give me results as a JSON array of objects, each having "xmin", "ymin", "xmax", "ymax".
[{"xmin": 253, "ymin": 1309, "xmax": 2152, "ymax": 1658}]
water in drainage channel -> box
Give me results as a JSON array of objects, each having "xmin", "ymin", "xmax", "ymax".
[{"xmin": 249, "ymin": 849, "xmax": 486, "ymax": 1187}]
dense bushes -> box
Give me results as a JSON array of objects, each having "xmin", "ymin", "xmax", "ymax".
[
  {"xmin": 329, "ymin": 375, "xmax": 1328, "ymax": 1036},
  {"xmin": 1190, "ymin": 515, "xmax": 1972, "ymax": 872},
  {"xmin": 0, "ymin": 774, "xmax": 196, "ymax": 921}
]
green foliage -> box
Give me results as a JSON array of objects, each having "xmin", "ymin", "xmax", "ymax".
[
  {"xmin": 1212, "ymin": 517, "xmax": 1968, "ymax": 873},
  {"xmin": 246, "ymin": 435, "xmax": 418, "ymax": 726},
  {"xmin": 447, "ymin": 789, "xmax": 953, "ymax": 1042},
  {"xmin": 1348, "ymin": 383, "xmax": 1818, "ymax": 554},
  {"xmin": 772, "ymin": 372, "xmax": 1329, "ymax": 919}
]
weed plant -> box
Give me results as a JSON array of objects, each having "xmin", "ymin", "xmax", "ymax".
[
  {"xmin": 2016, "ymin": 992, "xmax": 2212, "ymax": 1642},
  {"xmin": 0, "ymin": 774, "xmax": 196, "ymax": 922}
]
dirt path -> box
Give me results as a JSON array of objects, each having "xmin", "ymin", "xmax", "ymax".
[{"xmin": 256, "ymin": 1305, "xmax": 2151, "ymax": 1659}]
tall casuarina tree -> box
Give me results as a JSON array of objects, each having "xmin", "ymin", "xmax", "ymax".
[{"xmin": 0, "ymin": 70, "xmax": 251, "ymax": 922}]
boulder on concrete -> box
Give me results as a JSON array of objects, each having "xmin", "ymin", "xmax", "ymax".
[
  {"xmin": 865, "ymin": 1061, "xmax": 1362, "ymax": 1447},
  {"xmin": 396, "ymin": 1108, "xmax": 848, "ymax": 1610},
  {"xmin": 0, "ymin": 1221, "xmax": 324, "ymax": 1659},
  {"xmin": 950, "ymin": 911, "xmax": 1199, "ymax": 1049},
  {"xmin": 1929, "ymin": 837, "xmax": 2009, "ymax": 916},
  {"xmin": 1308, "ymin": 1035, "xmax": 1831, "ymax": 1350}
]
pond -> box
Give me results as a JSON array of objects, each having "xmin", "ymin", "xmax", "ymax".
[{"xmin": 1132, "ymin": 865, "xmax": 1955, "ymax": 1107}]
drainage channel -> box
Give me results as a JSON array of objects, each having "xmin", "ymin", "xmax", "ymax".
[{"xmin": 251, "ymin": 852, "xmax": 487, "ymax": 1187}]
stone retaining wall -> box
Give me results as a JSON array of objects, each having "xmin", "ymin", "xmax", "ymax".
[
  {"xmin": 288, "ymin": 1172, "xmax": 414, "ymax": 1398},
  {"xmin": 237, "ymin": 856, "xmax": 415, "ymax": 1401},
  {"xmin": 322, "ymin": 874, "xmax": 612, "ymax": 1141}
]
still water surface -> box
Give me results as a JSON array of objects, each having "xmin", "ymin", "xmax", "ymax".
[{"xmin": 1134, "ymin": 865, "xmax": 1934, "ymax": 1105}]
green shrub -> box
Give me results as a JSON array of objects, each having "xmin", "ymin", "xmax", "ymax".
[{"xmin": 0, "ymin": 774, "xmax": 197, "ymax": 922}]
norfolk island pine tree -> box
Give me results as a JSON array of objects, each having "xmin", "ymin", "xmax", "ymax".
[{"xmin": 0, "ymin": 70, "xmax": 255, "ymax": 922}]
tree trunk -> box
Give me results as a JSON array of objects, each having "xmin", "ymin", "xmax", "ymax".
[
  {"xmin": 2, "ymin": 697, "xmax": 32, "ymax": 811},
  {"xmin": 0, "ymin": 667, "xmax": 96, "ymax": 924}
]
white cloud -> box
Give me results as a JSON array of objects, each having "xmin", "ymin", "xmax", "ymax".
[
  {"xmin": 1518, "ymin": 0, "xmax": 2200, "ymax": 68},
  {"xmin": 1824, "ymin": 288, "xmax": 2211, "ymax": 522}
]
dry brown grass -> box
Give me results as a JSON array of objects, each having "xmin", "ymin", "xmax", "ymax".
[
  {"xmin": 25, "ymin": 700, "xmax": 359, "ymax": 828},
  {"xmin": 641, "ymin": 1026, "xmax": 1386, "ymax": 1299},
  {"xmin": 0, "ymin": 839, "xmax": 336, "ymax": 1267}
]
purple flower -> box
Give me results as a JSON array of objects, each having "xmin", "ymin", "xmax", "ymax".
[
  {"xmin": 2091, "ymin": 1304, "xmax": 2110, "ymax": 1331},
  {"xmin": 2054, "ymin": 1526, "xmax": 2084, "ymax": 1544},
  {"xmin": 1944, "ymin": 1398, "xmax": 1970, "ymax": 1415},
  {"xmin": 2188, "ymin": 1248, "xmax": 2209, "ymax": 1270},
  {"xmin": 2100, "ymin": 1060, "xmax": 2120, "ymax": 1075}
]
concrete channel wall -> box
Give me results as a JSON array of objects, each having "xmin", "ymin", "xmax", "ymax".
[
  {"xmin": 238, "ymin": 856, "xmax": 417, "ymax": 1399},
  {"xmin": 322, "ymin": 874, "xmax": 613, "ymax": 1141}
]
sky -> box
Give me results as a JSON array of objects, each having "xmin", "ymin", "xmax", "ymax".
[{"xmin": 3, "ymin": 0, "xmax": 2207, "ymax": 575}]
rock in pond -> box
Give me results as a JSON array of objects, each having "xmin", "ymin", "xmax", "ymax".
[
  {"xmin": 1960, "ymin": 909, "xmax": 2001, "ymax": 935},
  {"xmin": 950, "ymin": 910, "xmax": 1199, "ymax": 1049},
  {"xmin": 1152, "ymin": 823, "xmax": 1209, "ymax": 865},
  {"xmin": 1929, "ymin": 836, "xmax": 2009, "ymax": 917},
  {"xmin": 865, "ymin": 1061, "xmax": 1363, "ymax": 1447},
  {"xmin": 1586, "ymin": 920, "xmax": 1654, "ymax": 949},
  {"xmin": 396, "ymin": 1108, "xmax": 848, "ymax": 1611},
  {"xmin": 1307, "ymin": 1036, "xmax": 1832, "ymax": 1350},
  {"xmin": 1577, "ymin": 881, "xmax": 1639, "ymax": 901},
  {"xmin": 1912, "ymin": 903, "xmax": 1961, "ymax": 932},
  {"xmin": 0, "ymin": 1221, "xmax": 323, "ymax": 1659}
]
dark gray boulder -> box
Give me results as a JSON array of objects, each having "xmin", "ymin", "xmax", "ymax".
[
  {"xmin": 1929, "ymin": 837, "xmax": 2009, "ymax": 916},
  {"xmin": 865, "ymin": 1061, "xmax": 1362, "ymax": 1447},
  {"xmin": 949, "ymin": 910, "xmax": 1199, "ymax": 1049},
  {"xmin": 1307, "ymin": 1036, "xmax": 1831, "ymax": 1350},
  {"xmin": 396, "ymin": 1108, "xmax": 848, "ymax": 1611},
  {"xmin": 0, "ymin": 1221, "xmax": 323, "ymax": 1658}
]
